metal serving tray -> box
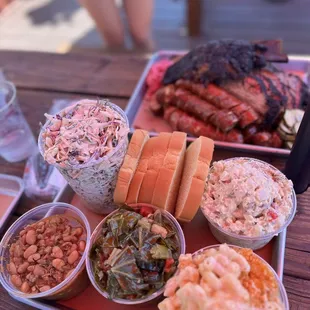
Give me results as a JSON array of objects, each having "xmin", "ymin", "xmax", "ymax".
[
  {"xmin": 125, "ymin": 51, "xmax": 310, "ymax": 157},
  {"xmin": 0, "ymin": 174, "xmax": 24, "ymax": 233},
  {"xmin": 11, "ymin": 185, "xmax": 288, "ymax": 310}
]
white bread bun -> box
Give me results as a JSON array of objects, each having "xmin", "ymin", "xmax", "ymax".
[
  {"xmin": 113, "ymin": 130, "xmax": 149, "ymax": 204},
  {"xmin": 151, "ymin": 131, "xmax": 187, "ymax": 214},
  {"xmin": 125, "ymin": 137, "xmax": 158, "ymax": 204},
  {"xmin": 175, "ymin": 136, "xmax": 214, "ymax": 222},
  {"xmin": 138, "ymin": 132, "xmax": 172, "ymax": 204}
]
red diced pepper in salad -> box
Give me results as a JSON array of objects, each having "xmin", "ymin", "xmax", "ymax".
[
  {"xmin": 267, "ymin": 210, "xmax": 278, "ymax": 221},
  {"xmin": 140, "ymin": 206, "xmax": 154, "ymax": 217},
  {"xmin": 164, "ymin": 258, "xmax": 175, "ymax": 273}
]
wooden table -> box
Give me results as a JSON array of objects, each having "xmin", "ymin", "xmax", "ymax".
[
  {"xmin": 0, "ymin": 51, "xmax": 309, "ymax": 310},
  {"xmin": 187, "ymin": 0, "xmax": 201, "ymax": 36}
]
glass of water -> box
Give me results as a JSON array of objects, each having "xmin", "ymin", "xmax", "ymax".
[{"xmin": 0, "ymin": 81, "xmax": 37, "ymax": 162}]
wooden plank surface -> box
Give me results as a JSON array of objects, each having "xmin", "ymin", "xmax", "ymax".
[
  {"xmin": 1, "ymin": 52, "xmax": 310, "ymax": 309},
  {"xmin": 186, "ymin": 0, "xmax": 201, "ymax": 36},
  {"xmin": 0, "ymin": 51, "xmax": 147, "ymax": 98}
]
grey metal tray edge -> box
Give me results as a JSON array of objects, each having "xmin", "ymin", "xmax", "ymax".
[
  {"xmin": 142, "ymin": 130, "xmax": 291, "ymax": 157},
  {"xmin": 11, "ymin": 182, "xmax": 287, "ymax": 309},
  {"xmin": 0, "ymin": 174, "xmax": 24, "ymax": 232},
  {"xmin": 126, "ymin": 50, "xmax": 310, "ymax": 157},
  {"xmin": 9, "ymin": 293, "xmax": 59, "ymax": 310}
]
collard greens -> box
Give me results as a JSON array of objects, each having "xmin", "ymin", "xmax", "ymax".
[{"xmin": 90, "ymin": 207, "xmax": 180, "ymax": 300}]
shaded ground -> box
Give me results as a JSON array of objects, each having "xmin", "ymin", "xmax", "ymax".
[{"xmin": 0, "ymin": 0, "xmax": 310, "ymax": 55}]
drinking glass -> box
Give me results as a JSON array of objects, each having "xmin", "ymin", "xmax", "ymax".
[{"xmin": 0, "ymin": 81, "xmax": 37, "ymax": 162}]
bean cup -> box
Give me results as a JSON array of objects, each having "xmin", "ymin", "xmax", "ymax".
[{"xmin": 0, "ymin": 203, "xmax": 91, "ymax": 300}]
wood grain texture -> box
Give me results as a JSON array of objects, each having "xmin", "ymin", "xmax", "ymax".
[
  {"xmin": 187, "ymin": 0, "xmax": 201, "ymax": 36},
  {"xmin": 140, "ymin": 0, "xmax": 310, "ymax": 55},
  {"xmin": 0, "ymin": 53, "xmax": 309, "ymax": 308},
  {"xmin": 284, "ymin": 248, "xmax": 310, "ymax": 280},
  {"xmin": 284, "ymin": 275, "xmax": 310, "ymax": 298},
  {"xmin": 287, "ymin": 291, "xmax": 310, "ymax": 310},
  {"xmin": 0, "ymin": 287, "xmax": 33, "ymax": 310},
  {"xmin": 0, "ymin": 51, "xmax": 147, "ymax": 98}
]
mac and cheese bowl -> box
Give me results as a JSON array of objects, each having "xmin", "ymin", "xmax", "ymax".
[
  {"xmin": 158, "ymin": 244, "xmax": 289, "ymax": 310},
  {"xmin": 201, "ymin": 157, "xmax": 296, "ymax": 250}
]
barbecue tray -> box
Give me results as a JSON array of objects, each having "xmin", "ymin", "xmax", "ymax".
[
  {"xmin": 11, "ymin": 162, "xmax": 289, "ymax": 309},
  {"xmin": 125, "ymin": 51, "xmax": 310, "ymax": 157},
  {"xmin": 10, "ymin": 53, "xmax": 305, "ymax": 307}
]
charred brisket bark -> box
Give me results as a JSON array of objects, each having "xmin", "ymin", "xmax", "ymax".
[{"xmin": 163, "ymin": 39, "xmax": 287, "ymax": 85}]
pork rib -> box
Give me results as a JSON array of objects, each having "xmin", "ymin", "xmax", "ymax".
[
  {"xmin": 175, "ymin": 79, "xmax": 260, "ymax": 128},
  {"xmin": 164, "ymin": 106, "xmax": 244, "ymax": 143}
]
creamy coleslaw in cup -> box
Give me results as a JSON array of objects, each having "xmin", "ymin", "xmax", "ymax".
[
  {"xmin": 39, "ymin": 99, "xmax": 129, "ymax": 214},
  {"xmin": 201, "ymin": 158, "xmax": 296, "ymax": 249}
]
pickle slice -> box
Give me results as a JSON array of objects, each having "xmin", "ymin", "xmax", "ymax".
[{"xmin": 283, "ymin": 110, "xmax": 295, "ymax": 128}]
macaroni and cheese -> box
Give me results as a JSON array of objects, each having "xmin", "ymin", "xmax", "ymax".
[{"xmin": 158, "ymin": 244, "xmax": 285, "ymax": 310}]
